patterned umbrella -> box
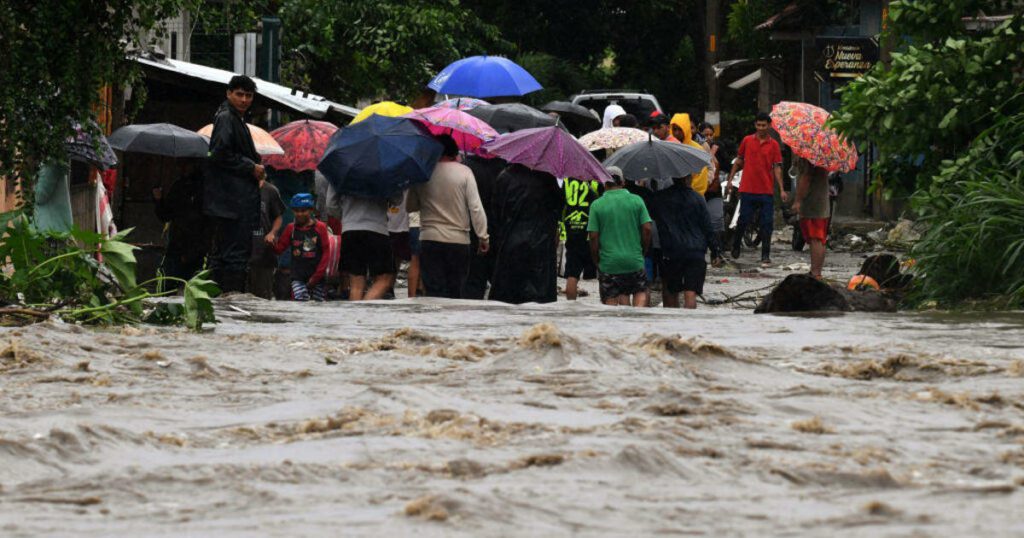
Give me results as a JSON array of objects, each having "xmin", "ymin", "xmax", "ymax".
[
  {"xmin": 350, "ymin": 101, "xmax": 413, "ymax": 125},
  {"xmin": 66, "ymin": 120, "xmax": 118, "ymax": 169},
  {"xmin": 578, "ymin": 127, "xmax": 649, "ymax": 151},
  {"xmin": 404, "ymin": 106, "xmax": 498, "ymax": 155},
  {"xmin": 770, "ymin": 101, "xmax": 858, "ymax": 173},
  {"xmin": 262, "ymin": 120, "xmax": 338, "ymax": 172},
  {"xmin": 436, "ymin": 97, "xmax": 490, "ymax": 111},
  {"xmin": 481, "ymin": 126, "xmax": 611, "ymax": 183},
  {"xmin": 197, "ymin": 123, "xmax": 284, "ymax": 155}
]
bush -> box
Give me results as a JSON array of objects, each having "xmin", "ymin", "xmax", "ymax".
[{"xmin": 909, "ymin": 101, "xmax": 1024, "ymax": 308}]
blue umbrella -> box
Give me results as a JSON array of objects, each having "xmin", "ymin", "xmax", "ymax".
[
  {"xmin": 428, "ymin": 55, "xmax": 542, "ymax": 99},
  {"xmin": 317, "ymin": 115, "xmax": 443, "ymax": 199}
]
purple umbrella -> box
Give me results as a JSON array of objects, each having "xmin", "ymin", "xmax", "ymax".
[{"xmin": 481, "ymin": 126, "xmax": 611, "ymax": 184}]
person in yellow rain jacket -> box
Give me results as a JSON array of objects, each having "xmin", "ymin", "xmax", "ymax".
[{"xmin": 669, "ymin": 113, "xmax": 710, "ymax": 196}]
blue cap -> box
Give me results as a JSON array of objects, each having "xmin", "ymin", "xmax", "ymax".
[{"xmin": 290, "ymin": 193, "xmax": 315, "ymax": 209}]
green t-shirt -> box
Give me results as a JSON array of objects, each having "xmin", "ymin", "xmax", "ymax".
[{"xmin": 586, "ymin": 188, "xmax": 651, "ymax": 274}]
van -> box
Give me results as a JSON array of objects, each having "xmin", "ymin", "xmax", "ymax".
[{"xmin": 568, "ymin": 90, "xmax": 663, "ymax": 125}]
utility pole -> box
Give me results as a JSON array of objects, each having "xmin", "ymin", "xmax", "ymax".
[{"xmin": 705, "ymin": 0, "xmax": 721, "ymax": 136}]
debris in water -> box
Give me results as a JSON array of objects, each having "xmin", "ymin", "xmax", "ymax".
[
  {"xmin": 863, "ymin": 500, "xmax": 901, "ymax": 517},
  {"xmin": 792, "ymin": 416, "xmax": 833, "ymax": 434},
  {"xmin": 404, "ymin": 494, "xmax": 450, "ymax": 521},
  {"xmin": 511, "ymin": 453, "xmax": 565, "ymax": 468},
  {"xmin": 518, "ymin": 323, "xmax": 562, "ymax": 349}
]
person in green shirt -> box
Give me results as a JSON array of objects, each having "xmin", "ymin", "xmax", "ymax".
[{"xmin": 587, "ymin": 166, "xmax": 652, "ymax": 306}]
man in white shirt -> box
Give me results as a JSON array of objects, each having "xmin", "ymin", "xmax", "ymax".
[{"xmin": 407, "ymin": 135, "xmax": 489, "ymax": 298}]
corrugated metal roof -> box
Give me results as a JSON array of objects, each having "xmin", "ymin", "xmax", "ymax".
[{"xmin": 136, "ymin": 56, "xmax": 359, "ymax": 118}]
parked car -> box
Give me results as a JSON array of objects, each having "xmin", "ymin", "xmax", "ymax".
[{"xmin": 569, "ymin": 90, "xmax": 663, "ymax": 124}]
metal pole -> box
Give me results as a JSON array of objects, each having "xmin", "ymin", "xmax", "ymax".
[{"xmin": 705, "ymin": 0, "xmax": 721, "ymax": 135}]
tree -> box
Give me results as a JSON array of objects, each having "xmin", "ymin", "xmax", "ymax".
[
  {"xmin": 278, "ymin": 0, "xmax": 510, "ymax": 104},
  {"xmin": 0, "ymin": 1, "xmax": 195, "ymax": 211},
  {"xmin": 829, "ymin": 0, "xmax": 1024, "ymax": 196}
]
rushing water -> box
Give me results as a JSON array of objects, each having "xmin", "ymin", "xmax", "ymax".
[{"xmin": 1, "ymin": 251, "xmax": 1023, "ymax": 536}]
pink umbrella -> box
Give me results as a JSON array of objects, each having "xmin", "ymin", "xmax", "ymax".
[
  {"xmin": 404, "ymin": 106, "xmax": 499, "ymax": 155},
  {"xmin": 481, "ymin": 126, "xmax": 612, "ymax": 183}
]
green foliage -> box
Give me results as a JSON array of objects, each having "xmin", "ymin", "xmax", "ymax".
[
  {"xmin": 829, "ymin": 1, "xmax": 1024, "ymax": 196},
  {"xmin": 0, "ymin": 0, "xmax": 196, "ymax": 211},
  {"xmin": 726, "ymin": 0, "xmax": 778, "ymax": 59},
  {"xmin": 908, "ymin": 98, "xmax": 1024, "ymax": 308},
  {"xmin": 516, "ymin": 52, "xmax": 612, "ymax": 107},
  {"xmin": 0, "ymin": 215, "xmax": 218, "ymax": 329},
  {"xmin": 278, "ymin": 0, "xmax": 510, "ymax": 104}
]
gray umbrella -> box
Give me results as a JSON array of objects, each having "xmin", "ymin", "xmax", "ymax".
[
  {"xmin": 466, "ymin": 103, "xmax": 557, "ymax": 134},
  {"xmin": 108, "ymin": 123, "xmax": 210, "ymax": 158},
  {"xmin": 540, "ymin": 101, "xmax": 601, "ymax": 135},
  {"xmin": 602, "ymin": 138, "xmax": 712, "ymax": 181}
]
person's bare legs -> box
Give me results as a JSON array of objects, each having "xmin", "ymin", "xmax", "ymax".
[
  {"xmin": 605, "ymin": 294, "xmax": 627, "ymax": 306},
  {"xmin": 682, "ymin": 291, "xmax": 698, "ymax": 309},
  {"xmin": 363, "ymin": 273, "xmax": 394, "ymax": 300},
  {"xmin": 408, "ymin": 255, "xmax": 421, "ymax": 298},
  {"xmin": 663, "ymin": 292, "xmax": 680, "ymax": 308},
  {"xmin": 566, "ymin": 276, "xmax": 579, "ymax": 300},
  {"xmin": 632, "ymin": 290, "xmax": 649, "ymax": 307},
  {"xmin": 808, "ymin": 239, "xmax": 825, "ymax": 279},
  {"xmin": 348, "ymin": 275, "xmax": 366, "ymax": 301}
]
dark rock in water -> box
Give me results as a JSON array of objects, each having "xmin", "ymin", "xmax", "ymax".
[
  {"xmin": 755, "ymin": 274, "xmax": 848, "ymax": 313},
  {"xmin": 754, "ymin": 274, "xmax": 896, "ymax": 314},
  {"xmin": 859, "ymin": 254, "xmax": 912, "ymax": 290}
]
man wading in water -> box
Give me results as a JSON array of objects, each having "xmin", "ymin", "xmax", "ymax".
[
  {"xmin": 587, "ymin": 166, "xmax": 652, "ymax": 307},
  {"xmin": 204, "ymin": 75, "xmax": 265, "ymax": 293}
]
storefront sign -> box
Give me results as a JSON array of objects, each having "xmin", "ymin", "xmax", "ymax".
[{"xmin": 818, "ymin": 37, "xmax": 879, "ymax": 80}]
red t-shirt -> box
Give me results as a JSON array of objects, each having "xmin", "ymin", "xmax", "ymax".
[{"xmin": 738, "ymin": 134, "xmax": 782, "ymax": 195}]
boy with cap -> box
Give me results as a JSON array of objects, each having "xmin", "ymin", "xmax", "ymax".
[
  {"xmin": 587, "ymin": 166, "xmax": 653, "ymax": 306},
  {"xmin": 274, "ymin": 193, "xmax": 331, "ymax": 301}
]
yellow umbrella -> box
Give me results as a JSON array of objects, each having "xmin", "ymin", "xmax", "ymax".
[
  {"xmin": 197, "ymin": 123, "xmax": 285, "ymax": 155},
  {"xmin": 350, "ymin": 101, "xmax": 413, "ymax": 125}
]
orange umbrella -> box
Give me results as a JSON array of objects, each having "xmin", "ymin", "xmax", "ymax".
[{"xmin": 197, "ymin": 123, "xmax": 285, "ymax": 155}]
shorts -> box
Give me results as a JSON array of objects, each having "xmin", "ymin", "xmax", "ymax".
[
  {"xmin": 799, "ymin": 218, "xmax": 828, "ymax": 242},
  {"xmin": 390, "ymin": 231, "xmax": 411, "ymax": 262},
  {"xmin": 563, "ymin": 235, "xmax": 596, "ymax": 280},
  {"xmin": 599, "ymin": 270, "xmax": 648, "ymax": 301},
  {"xmin": 340, "ymin": 230, "xmax": 395, "ymax": 277},
  {"xmin": 410, "ymin": 227, "xmax": 422, "ymax": 256},
  {"xmin": 660, "ymin": 257, "xmax": 707, "ymax": 295}
]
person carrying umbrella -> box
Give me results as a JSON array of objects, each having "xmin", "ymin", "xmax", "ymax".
[
  {"xmin": 725, "ymin": 112, "xmax": 789, "ymax": 266},
  {"xmin": 406, "ymin": 135, "xmax": 489, "ymax": 299},
  {"xmin": 204, "ymin": 74, "xmax": 266, "ymax": 293},
  {"xmin": 153, "ymin": 159, "xmax": 209, "ymax": 284}
]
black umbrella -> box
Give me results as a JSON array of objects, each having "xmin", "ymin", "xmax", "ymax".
[
  {"xmin": 466, "ymin": 103, "xmax": 556, "ymax": 134},
  {"xmin": 108, "ymin": 123, "xmax": 210, "ymax": 158},
  {"xmin": 540, "ymin": 101, "xmax": 601, "ymax": 135},
  {"xmin": 602, "ymin": 138, "xmax": 712, "ymax": 181},
  {"xmin": 66, "ymin": 120, "xmax": 118, "ymax": 169}
]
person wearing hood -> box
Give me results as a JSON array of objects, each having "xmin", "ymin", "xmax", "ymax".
[
  {"xmin": 602, "ymin": 104, "xmax": 627, "ymax": 129},
  {"xmin": 204, "ymin": 74, "xmax": 264, "ymax": 293},
  {"xmin": 669, "ymin": 114, "xmax": 711, "ymax": 196}
]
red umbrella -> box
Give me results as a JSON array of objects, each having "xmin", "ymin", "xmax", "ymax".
[{"xmin": 262, "ymin": 120, "xmax": 338, "ymax": 172}]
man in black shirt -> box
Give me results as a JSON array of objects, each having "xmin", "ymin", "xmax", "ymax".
[{"xmin": 204, "ymin": 75, "xmax": 264, "ymax": 293}]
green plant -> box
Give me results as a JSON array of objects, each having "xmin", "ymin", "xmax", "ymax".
[
  {"xmin": 907, "ymin": 101, "xmax": 1024, "ymax": 308},
  {"xmin": 0, "ymin": 214, "xmax": 218, "ymax": 329}
]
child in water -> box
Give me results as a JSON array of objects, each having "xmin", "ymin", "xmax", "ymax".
[{"xmin": 274, "ymin": 193, "xmax": 331, "ymax": 301}]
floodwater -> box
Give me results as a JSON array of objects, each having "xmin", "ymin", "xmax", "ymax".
[{"xmin": 1, "ymin": 249, "xmax": 1023, "ymax": 536}]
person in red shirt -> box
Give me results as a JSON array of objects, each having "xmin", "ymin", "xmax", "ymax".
[
  {"xmin": 726, "ymin": 112, "xmax": 789, "ymax": 266},
  {"xmin": 274, "ymin": 193, "xmax": 331, "ymax": 301}
]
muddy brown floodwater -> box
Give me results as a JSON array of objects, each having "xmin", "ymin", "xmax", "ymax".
[{"xmin": 1, "ymin": 246, "xmax": 1023, "ymax": 536}]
